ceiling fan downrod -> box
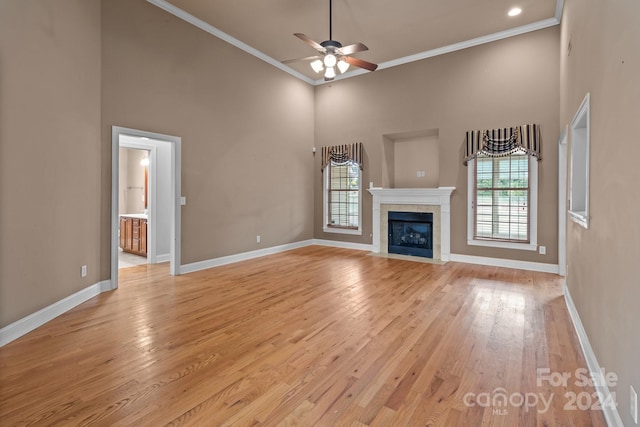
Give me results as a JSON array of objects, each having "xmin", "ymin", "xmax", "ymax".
[
  {"xmin": 322, "ymin": 0, "xmax": 341, "ymax": 51},
  {"xmin": 329, "ymin": 0, "xmax": 332, "ymax": 41},
  {"xmin": 283, "ymin": 0, "xmax": 378, "ymax": 79}
]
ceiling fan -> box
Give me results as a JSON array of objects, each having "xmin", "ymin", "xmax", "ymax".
[{"xmin": 282, "ymin": 0, "xmax": 378, "ymax": 81}]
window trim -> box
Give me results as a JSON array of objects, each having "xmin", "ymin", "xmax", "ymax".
[
  {"xmin": 467, "ymin": 155, "xmax": 538, "ymax": 251},
  {"xmin": 323, "ymin": 161, "xmax": 363, "ymax": 236},
  {"xmin": 568, "ymin": 92, "xmax": 590, "ymax": 229}
]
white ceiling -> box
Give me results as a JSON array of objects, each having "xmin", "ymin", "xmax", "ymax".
[{"xmin": 147, "ymin": 0, "xmax": 562, "ymax": 85}]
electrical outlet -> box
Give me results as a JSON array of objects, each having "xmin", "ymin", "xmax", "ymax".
[
  {"xmin": 256, "ymin": 235, "xmax": 261, "ymax": 243},
  {"xmin": 631, "ymin": 385, "xmax": 638, "ymax": 424},
  {"xmin": 539, "ymin": 246, "xmax": 546, "ymax": 255},
  {"xmin": 81, "ymin": 265, "xmax": 87, "ymax": 278}
]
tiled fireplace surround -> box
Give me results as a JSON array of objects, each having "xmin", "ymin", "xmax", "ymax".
[{"xmin": 368, "ymin": 187, "xmax": 455, "ymax": 262}]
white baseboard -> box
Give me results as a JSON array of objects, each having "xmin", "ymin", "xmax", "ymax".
[
  {"xmin": 4, "ymin": 244, "xmax": 560, "ymax": 348},
  {"xmin": 155, "ymin": 253, "xmax": 171, "ymax": 263},
  {"xmin": 181, "ymin": 242, "xmax": 560, "ymax": 277},
  {"xmin": 312, "ymin": 239, "xmax": 373, "ymax": 252},
  {"xmin": 450, "ymin": 253, "xmax": 559, "ymax": 274},
  {"xmin": 180, "ymin": 239, "xmax": 375, "ymax": 275},
  {"xmin": 564, "ymin": 284, "xmax": 624, "ymax": 427},
  {"xmin": 0, "ymin": 280, "xmax": 112, "ymax": 347},
  {"xmin": 180, "ymin": 240, "xmax": 315, "ymax": 274}
]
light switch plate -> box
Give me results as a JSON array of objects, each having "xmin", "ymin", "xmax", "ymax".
[{"xmin": 180, "ymin": 196, "xmax": 186, "ymax": 205}]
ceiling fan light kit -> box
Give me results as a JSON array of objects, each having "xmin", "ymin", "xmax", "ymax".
[
  {"xmin": 324, "ymin": 54, "xmax": 337, "ymax": 68},
  {"xmin": 283, "ymin": 0, "xmax": 378, "ymax": 81},
  {"xmin": 310, "ymin": 59, "xmax": 324, "ymax": 73},
  {"xmin": 324, "ymin": 66, "xmax": 336, "ymax": 79}
]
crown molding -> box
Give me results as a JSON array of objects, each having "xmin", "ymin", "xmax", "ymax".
[
  {"xmin": 555, "ymin": 0, "xmax": 565, "ymax": 21},
  {"xmin": 373, "ymin": 18, "xmax": 559, "ymax": 73},
  {"xmin": 146, "ymin": 0, "xmax": 316, "ymax": 85},
  {"xmin": 148, "ymin": 0, "xmax": 562, "ymax": 87}
]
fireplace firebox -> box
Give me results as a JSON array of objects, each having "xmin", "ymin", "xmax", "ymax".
[{"xmin": 388, "ymin": 211, "xmax": 433, "ymax": 258}]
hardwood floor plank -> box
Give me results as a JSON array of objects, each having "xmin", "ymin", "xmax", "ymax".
[{"xmin": 0, "ymin": 247, "xmax": 606, "ymax": 426}]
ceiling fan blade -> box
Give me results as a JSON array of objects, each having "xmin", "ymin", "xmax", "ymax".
[
  {"xmin": 282, "ymin": 55, "xmax": 322, "ymax": 64},
  {"xmin": 343, "ymin": 56, "xmax": 378, "ymax": 72},
  {"xmin": 337, "ymin": 42, "xmax": 368, "ymax": 56},
  {"xmin": 294, "ymin": 33, "xmax": 325, "ymax": 51}
]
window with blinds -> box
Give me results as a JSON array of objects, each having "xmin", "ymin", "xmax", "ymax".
[
  {"xmin": 474, "ymin": 151, "xmax": 529, "ymax": 242},
  {"xmin": 327, "ymin": 161, "xmax": 360, "ymax": 230}
]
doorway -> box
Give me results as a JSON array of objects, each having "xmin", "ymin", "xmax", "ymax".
[
  {"xmin": 111, "ymin": 126, "xmax": 182, "ymax": 290},
  {"xmin": 118, "ymin": 146, "xmax": 150, "ymax": 268}
]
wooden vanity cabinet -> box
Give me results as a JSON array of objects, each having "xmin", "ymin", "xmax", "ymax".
[{"xmin": 119, "ymin": 216, "xmax": 147, "ymax": 257}]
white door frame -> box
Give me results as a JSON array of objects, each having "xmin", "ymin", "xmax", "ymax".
[
  {"xmin": 558, "ymin": 126, "xmax": 568, "ymax": 277},
  {"xmin": 111, "ymin": 126, "xmax": 181, "ymax": 289}
]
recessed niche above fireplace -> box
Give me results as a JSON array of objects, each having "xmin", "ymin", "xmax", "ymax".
[{"xmin": 381, "ymin": 128, "xmax": 439, "ymax": 188}]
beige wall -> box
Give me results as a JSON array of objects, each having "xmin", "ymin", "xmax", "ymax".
[
  {"xmin": 314, "ymin": 27, "xmax": 560, "ymax": 265},
  {"xmin": 560, "ymin": 1, "xmax": 640, "ymax": 425},
  {"xmin": 119, "ymin": 148, "xmax": 147, "ymax": 215},
  {"xmin": 0, "ymin": 0, "xmax": 102, "ymax": 326},
  {"xmin": 100, "ymin": 0, "xmax": 315, "ymax": 273},
  {"xmin": 8, "ymin": 12, "xmax": 637, "ymax": 422},
  {"xmin": 0, "ymin": 0, "xmax": 314, "ymax": 329},
  {"xmin": 393, "ymin": 135, "xmax": 440, "ymax": 188},
  {"xmin": 118, "ymin": 147, "xmax": 129, "ymax": 214}
]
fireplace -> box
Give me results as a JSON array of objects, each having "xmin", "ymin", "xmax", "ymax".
[
  {"xmin": 388, "ymin": 211, "xmax": 433, "ymax": 258},
  {"xmin": 367, "ymin": 187, "xmax": 455, "ymax": 261}
]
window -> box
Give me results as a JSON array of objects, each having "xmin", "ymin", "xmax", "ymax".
[
  {"xmin": 569, "ymin": 93, "xmax": 590, "ymax": 229},
  {"xmin": 476, "ymin": 152, "xmax": 529, "ymax": 241},
  {"xmin": 467, "ymin": 151, "xmax": 538, "ymax": 251},
  {"xmin": 323, "ymin": 160, "xmax": 362, "ymax": 235}
]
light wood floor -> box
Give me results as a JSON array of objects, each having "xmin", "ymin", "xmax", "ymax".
[{"xmin": 0, "ymin": 246, "xmax": 606, "ymax": 426}]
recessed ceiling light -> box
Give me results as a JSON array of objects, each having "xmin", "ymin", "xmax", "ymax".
[{"xmin": 508, "ymin": 7, "xmax": 522, "ymax": 17}]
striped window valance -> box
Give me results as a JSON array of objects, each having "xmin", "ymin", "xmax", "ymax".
[
  {"xmin": 464, "ymin": 124, "xmax": 541, "ymax": 165},
  {"xmin": 321, "ymin": 142, "xmax": 363, "ymax": 170}
]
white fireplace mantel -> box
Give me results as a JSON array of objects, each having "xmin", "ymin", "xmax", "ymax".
[{"xmin": 368, "ymin": 187, "xmax": 455, "ymax": 261}]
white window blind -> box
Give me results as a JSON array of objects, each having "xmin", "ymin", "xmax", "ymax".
[
  {"xmin": 327, "ymin": 161, "xmax": 360, "ymax": 229},
  {"xmin": 474, "ymin": 152, "xmax": 529, "ymax": 243}
]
